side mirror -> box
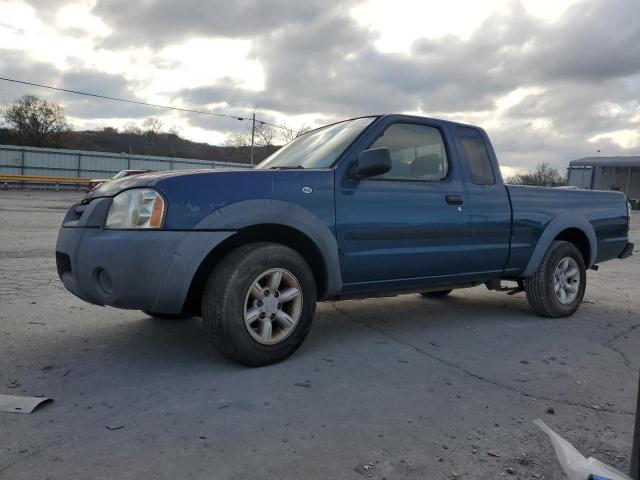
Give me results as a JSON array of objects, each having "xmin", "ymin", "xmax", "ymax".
[{"xmin": 349, "ymin": 148, "xmax": 392, "ymax": 180}]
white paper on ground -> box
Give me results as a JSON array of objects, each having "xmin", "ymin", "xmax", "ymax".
[
  {"xmin": 534, "ymin": 418, "xmax": 632, "ymax": 480},
  {"xmin": 0, "ymin": 394, "xmax": 52, "ymax": 414}
]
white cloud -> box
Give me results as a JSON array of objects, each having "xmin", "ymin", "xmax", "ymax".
[
  {"xmin": 588, "ymin": 130, "xmax": 640, "ymax": 149},
  {"xmin": 351, "ymin": 0, "xmax": 582, "ymax": 53},
  {"xmin": 153, "ymin": 38, "xmax": 264, "ymax": 93},
  {"xmin": 1, "ymin": 0, "xmax": 639, "ymax": 173}
]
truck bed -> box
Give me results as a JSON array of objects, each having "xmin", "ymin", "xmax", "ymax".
[{"xmin": 505, "ymin": 185, "xmax": 629, "ymax": 273}]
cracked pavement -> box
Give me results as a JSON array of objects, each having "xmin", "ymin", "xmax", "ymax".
[{"xmin": 1, "ymin": 190, "xmax": 638, "ymax": 479}]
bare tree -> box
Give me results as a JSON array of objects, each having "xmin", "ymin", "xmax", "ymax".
[
  {"xmin": 255, "ymin": 122, "xmax": 277, "ymax": 147},
  {"xmin": 1, "ymin": 95, "xmax": 71, "ymax": 147},
  {"xmin": 224, "ymin": 121, "xmax": 311, "ymax": 149},
  {"xmin": 167, "ymin": 125, "xmax": 181, "ymax": 137},
  {"xmin": 281, "ymin": 123, "xmax": 311, "ymax": 143},
  {"xmin": 142, "ymin": 117, "xmax": 163, "ymax": 135},
  {"xmin": 123, "ymin": 121, "xmax": 142, "ymax": 135},
  {"xmin": 224, "ymin": 132, "xmax": 251, "ymax": 149},
  {"xmin": 505, "ymin": 162, "xmax": 566, "ymax": 187}
]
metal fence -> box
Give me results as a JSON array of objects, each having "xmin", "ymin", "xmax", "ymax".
[{"xmin": 0, "ymin": 144, "xmax": 252, "ymax": 181}]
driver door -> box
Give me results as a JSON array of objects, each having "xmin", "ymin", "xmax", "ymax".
[{"xmin": 335, "ymin": 121, "xmax": 473, "ymax": 293}]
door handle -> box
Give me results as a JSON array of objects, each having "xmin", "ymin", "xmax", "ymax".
[{"xmin": 445, "ymin": 195, "xmax": 463, "ymax": 205}]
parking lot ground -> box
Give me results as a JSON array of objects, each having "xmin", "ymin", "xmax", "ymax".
[{"xmin": 1, "ymin": 189, "xmax": 639, "ymax": 479}]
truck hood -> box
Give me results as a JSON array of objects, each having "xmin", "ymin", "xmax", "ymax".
[
  {"xmin": 85, "ymin": 167, "xmax": 335, "ymax": 230},
  {"xmin": 85, "ymin": 168, "xmax": 249, "ymax": 199}
]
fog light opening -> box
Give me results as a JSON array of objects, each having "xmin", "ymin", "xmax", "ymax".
[{"xmin": 95, "ymin": 268, "xmax": 113, "ymax": 296}]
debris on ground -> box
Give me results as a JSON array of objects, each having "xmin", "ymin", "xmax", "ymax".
[
  {"xmin": 0, "ymin": 394, "xmax": 52, "ymax": 414},
  {"xmin": 534, "ymin": 419, "xmax": 632, "ymax": 480}
]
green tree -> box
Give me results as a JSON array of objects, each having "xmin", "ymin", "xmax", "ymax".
[{"xmin": 1, "ymin": 95, "xmax": 71, "ymax": 147}]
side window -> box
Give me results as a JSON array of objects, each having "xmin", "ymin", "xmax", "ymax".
[
  {"xmin": 368, "ymin": 123, "xmax": 449, "ymax": 181},
  {"xmin": 455, "ymin": 127, "xmax": 495, "ymax": 185}
]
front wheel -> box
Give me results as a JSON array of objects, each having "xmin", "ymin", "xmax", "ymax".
[
  {"xmin": 143, "ymin": 311, "xmax": 192, "ymax": 320},
  {"xmin": 525, "ymin": 240, "xmax": 586, "ymax": 317},
  {"xmin": 202, "ymin": 242, "xmax": 317, "ymax": 367}
]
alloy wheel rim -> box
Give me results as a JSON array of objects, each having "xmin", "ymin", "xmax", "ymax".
[
  {"xmin": 243, "ymin": 268, "xmax": 303, "ymax": 345},
  {"xmin": 553, "ymin": 256, "xmax": 580, "ymax": 305}
]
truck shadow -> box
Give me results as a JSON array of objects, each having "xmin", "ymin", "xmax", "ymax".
[
  {"xmin": 311, "ymin": 289, "xmax": 537, "ymax": 344},
  {"xmin": 16, "ymin": 289, "xmax": 619, "ymax": 420},
  {"xmin": 30, "ymin": 289, "xmax": 572, "ymax": 377}
]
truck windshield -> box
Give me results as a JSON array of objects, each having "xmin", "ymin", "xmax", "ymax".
[{"xmin": 257, "ymin": 117, "xmax": 376, "ymax": 169}]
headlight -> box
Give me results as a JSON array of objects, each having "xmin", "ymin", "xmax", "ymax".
[{"xmin": 105, "ymin": 189, "xmax": 165, "ymax": 229}]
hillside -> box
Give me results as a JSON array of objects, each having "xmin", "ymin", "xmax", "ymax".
[{"xmin": 0, "ymin": 127, "xmax": 278, "ymax": 164}]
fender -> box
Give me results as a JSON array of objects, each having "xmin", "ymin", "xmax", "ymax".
[
  {"xmin": 521, "ymin": 213, "xmax": 597, "ymax": 277},
  {"xmin": 194, "ymin": 199, "xmax": 342, "ymax": 299}
]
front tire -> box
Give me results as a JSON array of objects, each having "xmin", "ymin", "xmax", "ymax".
[
  {"xmin": 143, "ymin": 311, "xmax": 192, "ymax": 320},
  {"xmin": 525, "ymin": 240, "xmax": 586, "ymax": 318},
  {"xmin": 202, "ymin": 242, "xmax": 317, "ymax": 367}
]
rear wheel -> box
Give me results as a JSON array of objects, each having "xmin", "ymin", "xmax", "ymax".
[
  {"xmin": 525, "ymin": 240, "xmax": 586, "ymax": 317},
  {"xmin": 420, "ymin": 289, "xmax": 453, "ymax": 298},
  {"xmin": 202, "ymin": 242, "xmax": 317, "ymax": 367}
]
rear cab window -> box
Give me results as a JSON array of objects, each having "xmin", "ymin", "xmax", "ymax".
[{"xmin": 455, "ymin": 127, "xmax": 495, "ymax": 186}]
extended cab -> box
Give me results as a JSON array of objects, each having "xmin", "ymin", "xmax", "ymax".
[{"xmin": 56, "ymin": 115, "xmax": 634, "ymax": 366}]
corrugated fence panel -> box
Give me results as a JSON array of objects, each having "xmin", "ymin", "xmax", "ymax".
[
  {"xmin": 0, "ymin": 147, "xmax": 22, "ymax": 174},
  {"xmin": 0, "ymin": 145, "xmax": 252, "ymax": 184},
  {"xmin": 80, "ymin": 154, "xmax": 128, "ymax": 176},
  {"xmin": 171, "ymin": 161, "xmax": 208, "ymax": 170},
  {"xmin": 25, "ymin": 149, "xmax": 80, "ymax": 177},
  {"xmin": 129, "ymin": 158, "xmax": 168, "ymax": 170}
]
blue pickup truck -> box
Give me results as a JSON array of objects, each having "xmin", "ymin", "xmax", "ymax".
[{"xmin": 56, "ymin": 114, "xmax": 634, "ymax": 366}]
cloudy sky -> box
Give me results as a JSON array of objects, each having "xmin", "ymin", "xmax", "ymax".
[{"xmin": 1, "ymin": 0, "xmax": 639, "ymax": 174}]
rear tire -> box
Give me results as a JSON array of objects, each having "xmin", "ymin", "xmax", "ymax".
[
  {"xmin": 202, "ymin": 242, "xmax": 317, "ymax": 367},
  {"xmin": 420, "ymin": 289, "xmax": 453, "ymax": 298},
  {"xmin": 525, "ymin": 240, "xmax": 586, "ymax": 318}
]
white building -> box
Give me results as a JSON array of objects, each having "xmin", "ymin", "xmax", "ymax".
[{"xmin": 567, "ymin": 156, "xmax": 640, "ymax": 202}]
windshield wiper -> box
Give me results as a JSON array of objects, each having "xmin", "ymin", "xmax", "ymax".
[{"xmin": 267, "ymin": 165, "xmax": 305, "ymax": 170}]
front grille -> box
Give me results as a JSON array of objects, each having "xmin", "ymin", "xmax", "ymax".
[{"xmin": 56, "ymin": 251, "xmax": 71, "ymax": 277}]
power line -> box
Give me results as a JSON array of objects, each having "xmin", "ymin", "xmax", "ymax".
[
  {"xmin": 0, "ymin": 75, "xmax": 299, "ymax": 165},
  {"xmin": 0, "ymin": 76, "xmax": 289, "ymax": 130}
]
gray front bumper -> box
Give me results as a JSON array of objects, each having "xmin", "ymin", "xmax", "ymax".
[{"xmin": 55, "ymin": 198, "xmax": 234, "ymax": 314}]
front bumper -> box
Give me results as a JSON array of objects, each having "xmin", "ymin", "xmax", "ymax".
[
  {"xmin": 619, "ymin": 242, "xmax": 635, "ymax": 260},
  {"xmin": 55, "ymin": 198, "xmax": 234, "ymax": 314}
]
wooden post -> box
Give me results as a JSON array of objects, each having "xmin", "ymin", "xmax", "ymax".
[
  {"xmin": 250, "ymin": 112, "xmax": 256, "ymax": 165},
  {"xmin": 77, "ymin": 154, "xmax": 82, "ymax": 191},
  {"xmin": 20, "ymin": 148, "xmax": 25, "ymax": 190}
]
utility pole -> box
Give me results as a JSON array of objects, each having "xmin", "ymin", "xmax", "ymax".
[
  {"xmin": 632, "ymin": 373, "xmax": 639, "ymax": 479},
  {"xmin": 250, "ymin": 112, "xmax": 256, "ymax": 165}
]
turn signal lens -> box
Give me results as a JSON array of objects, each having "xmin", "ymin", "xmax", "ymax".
[{"xmin": 149, "ymin": 195, "xmax": 164, "ymax": 228}]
